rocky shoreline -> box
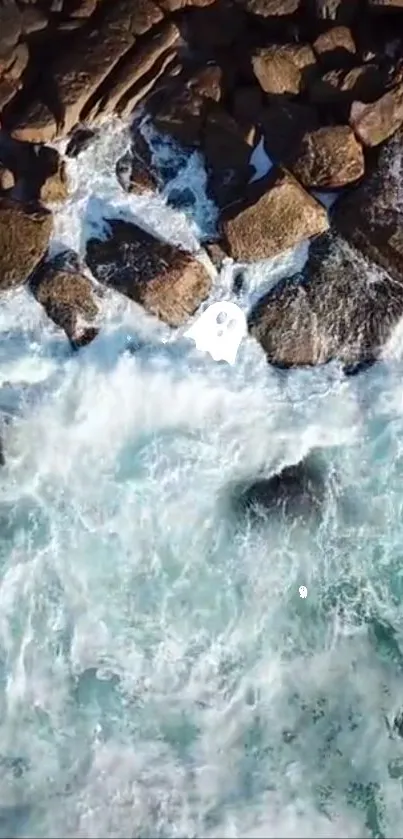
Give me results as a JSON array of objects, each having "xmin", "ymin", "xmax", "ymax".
[{"xmin": 1, "ymin": 0, "xmax": 403, "ymax": 383}]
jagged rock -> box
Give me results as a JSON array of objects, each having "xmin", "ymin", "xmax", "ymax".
[
  {"xmin": 151, "ymin": 64, "xmax": 223, "ymax": 147},
  {"xmin": 261, "ymin": 101, "xmax": 319, "ymax": 165},
  {"xmin": 221, "ymin": 167, "xmax": 329, "ymax": 262},
  {"xmin": 252, "ymin": 44, "xmax": 316, "ymax": 96},
  {"xmin": 333, "ymin": 127, "xmax": 403, "ymax": 284},
  {"xmin": 290, "ymin": 125, "xmax": 365, "ymax": 189},
  {"xmin": 86, "ymin": 219, "xmax": 212, "ymax": 326},
  {"xmin": 236, "ymin": 0, "xmax": 301, "ymax": 15},
  {"xmin": 203, "ymin": 105, "xmax": 255, "ymax": 207},
  {"xmin": 86, "ymin": 22, "xmax": 180, "ymax": 122},
  {"xmin": 116, "ymin": 150, "xmax": 157, "ymax": 194},
  {"xmin": 0, "ymin": 3, "xmax": 21, "ymax": 57},
  {"xmin": 10, "ymin": 0, "xmax": 164, "ymax": 142},
  {"xmin": 309, "ymin": 64, "xmax": 386, "ymax": 110},
  {"xmin": 248, "ymin": 232, "xmax": 403, "ymax": 370},
  {"xmin": 0, "ymin": 166, "xmax": 14, "ymax": 190},
  {"xmin": 310, "ymin": 0, "xmax": 360, "ymax": 24},
  {"xmin": 39, "ymin": 153, "xmax": 69, "ymax": 203},
  {"xmin": 30, "ymin": 265, "xmax": 100, "ymax": 347},
  {"xmin": 349, "ymin": 83, "xmax": 403, "ymax": 146},
  {"xmin": 0, "ymin": 197, "xmax": 52, "ymax": 291},
  {"xmin": 313, "ymin": 25, "xmax": 356, "ymax": 69},
  {"xmin": 233, "ymin": 452, "xmax": 326, "ymax": 521},
  {"xmin": 65, "ymin": 126, "xmax": 97, "ymax": 157}
]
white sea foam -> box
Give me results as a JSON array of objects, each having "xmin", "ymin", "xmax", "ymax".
[{"xmin": 1, "ymin": 117, "xmax": 403, "ymax": 838}]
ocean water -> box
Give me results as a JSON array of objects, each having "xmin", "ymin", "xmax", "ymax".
[{"xmin": 1, "ymin": 117, "xmax": 403, "ymax": 838}]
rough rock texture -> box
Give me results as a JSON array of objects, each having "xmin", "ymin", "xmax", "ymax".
[
  {"xmin": 30, "ymin": 265, "xmax": 100, "ymax": 347},
  {"xmin": 0, "ymin": 198, "xmax": 52, "ymax": 291},
  {"xmin": 116, "ymin": 150, "xmax": 157, "ymax": 194},
  {"xmin": 233, "ymin": 452, "xmax": 326, "ymax": 521},
  {"xmin": 349, "ymin": 83, "xmax": 403, "ymax": 146},
  {"xmin": 252, "ymin": 45, "xmax": 316, "ymax": 97},
  {"xmin": 86, "ymin": 219, "xmax": 212, "ymax": 326},
  {"xmin": 311, "ymin": 0, "xmax": 360, "ymax": 25},
  {"xmin": 151, "ymin": 64, "xmax": 223, "ymax": 147},
  {"xmin": 0, "ymin": 166, "xmax": 14, "ymax": 190},
  {"xmin": 290, "ymin": 125, "xmax": 365, "ymax": 188},
  {"xmin": 248, "ymin": 232, "xmax": 403, "ymax": 370},
  {"xmin": 313, "ymin": 26, "xmax": 356, "ymax": 69},
  {"xmin": 221, "ymin": 167, "xmax": 329, "ymax": 262},
  {"xmin": 236, "ymin": 0, "xmax": 301, "ymax": 15},
  {"xmin": 334, "ymin": 127, "xmax": 403, "ymax": 284},
  {"xmin": 309, "ymin": 64, "xmax": 386, "ymax": 111}
]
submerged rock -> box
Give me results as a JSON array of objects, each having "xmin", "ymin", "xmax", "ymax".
[
  {"xmin": 29, "ymin": 263, "xmax": 101, "ymax": 348},
  {"xmin": 86, "ymin": 219, "xmax": 211, "ymax": 327},
  {"xmin": 0, "ymin": 197, "xmax": 52, "ymax": 291},
  {"xmin": 233, "ymin": 452, "xmax": 326, "ymax": 521},
  {"xmin": 248, "ymin": 232, "xmax": 403, "ymax": 370}
]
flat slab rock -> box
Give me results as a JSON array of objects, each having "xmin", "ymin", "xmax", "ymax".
[
  {"xmin": 221, "ymin": 166, "xmax": 329, "ymax": 262},
  {"xmin": 333, "ymin": 126, "xmax": 403, "ymax": 283},
  {"xmin": 85, "ymin": 219, "xmax": 211, "ymax": 327},
  {"xmin": 248, "ymin": 232, "xmax": 403, "ymax": 371},
  {"xmin": 0, "ymin": 198, "xmax": 52, "ymax": 291}
]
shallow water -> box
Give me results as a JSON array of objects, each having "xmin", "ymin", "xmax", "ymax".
[{"xmin": 2, "ymin": 117, "xmax": 403, "ymax": 838}]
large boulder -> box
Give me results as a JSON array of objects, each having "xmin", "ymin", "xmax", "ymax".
[
  {"xmin": 86, "ymin": 219, "xmax": 211, "ymax": 327},
  {"xmin": 29, "ymin": 263, "xmax": 101, "ymax": 348},
  {"xmin": 290, "ymin": 125, "xmax": 365, "ymax": 189},
  {"xmin": 349, "ymin": 82, "xmax": 403, "ymax": 147},
  {"xmin": 221, "ymin": 167, "xmax": 329, "ymax": 262},
  {"xmin": 313, "ymin": 25, "xmax": 357, "ymax": 70},
  {"xmin": 333, "ymin": 127, "xmax": 403, "ymax": 283},
  {"xmin": 248, "ymin": 232, "xmax": 403, "ymax": 371},
  {"xmin": 0, "ymin": 198, "xmax": 52, "ymax": 291}
]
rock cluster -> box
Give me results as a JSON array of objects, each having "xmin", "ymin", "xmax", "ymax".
[{"xmin": 1, "ymin": 0, "xmax": 403, "ymax": 381}]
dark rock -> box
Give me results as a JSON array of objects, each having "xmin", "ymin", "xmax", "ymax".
[
  {"xmin": 333, "ymin": 127, "xmax": 403, "ymax": 283},
  {"xmin": 368, "ymin": 0, "xmax": 403, "ymax": 10},
  {"xmin": 0, "ymin": 3, "xmax": 22, "ymax": 57},
  {"xmin": 167, "ymin": 187, "xmax": 196, "ymax": 210},
  {"xmin": 248, "ymin": 232, "xmax": 403, "ymax": 369},
  {"xmin": 116, "ymin": 150, "xmax": 157, "ymax": 195},
  {"xmin": 290, "ymin": 125, "xmax": 365, "ymax": 189},
  {"xmin": 0, "ymin": 197, "xmax": 52, "ymax": 291},
  {"xmin": 235, "ymin": 0, "xmax": 301, "ymax": 16},
  {"xmin": 231, "ymin": 85, "xmax": 263, "ymax": 126},
  {"xmin": 349, "ymin": 83, "xmax": 403, "ymax": 146},
  {"xmin": 309, "ymin": 64, "xmax": 387, "ymax": 112},
  {"xmin": 86, "ymin": 219, "xmax": 212, "ymax": 327},
  {"xmin": 29, "ymin": 264, "xmax": 101, "ymax": 347},
  {"xmin": 221, "ymin": 167, "xmax": 329, "ymax": 262},
  {"xmin": 313, "ymin": 25, "xmax": 357, "ymax": 70},
  {"xmin": 151, "ymin": 64, "xmax": 223, "ymax": 147},
  {"xmin": 65, "ymin": 127, "xmax": 97, "ymax": 157},
  {"xmin": 205, "ymin": 240, "xmax": 228, "ymax": 269},
  {"xmin": 233, "ymin": 452, "xmax": 326, "ymax": 521},
  {"xmin": 203, "ymin": 105, "xmax": 255, "ymax": 208},
  {"xmin": 180, "ymin": 0, "xmax": 245, "ymax": 49},
  {"xmin": 261, "ymin": 101, "xmax": 320, "ymax": 165}
]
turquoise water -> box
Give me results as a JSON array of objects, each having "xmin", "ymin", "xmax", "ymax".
[{"xmin": 1, "ymin": 120, "xmax": 403, "ymax": 837}]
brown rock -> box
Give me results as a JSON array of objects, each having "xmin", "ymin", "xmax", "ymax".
[
  {"xmin": 30, "ymin": 265, "xmax": 100, "ymax": 346},
  {"xmin": 248, "ymin": 232, "xmax": 403, "ymax": 370},
  {"xmin": 158, "ymin": 0, "xmax": 215, "ymax": 9},
  {"xmin": 116, "ymin": 150, "xmax": 157, "ymax": 194},
  {"xmin": 0, "ymin": 198, "xmax": 52, "ymax": 291},
  {"xmin": 151, "ymin": 64, "xmax": 223, "ymax": 147},
  {"xmin": 221, "ymin": 167, "xmax": 329, "ymax": 262},
  {"xmin": 313, "ymin": 26, "xmax": 356, "ymax": 69},
  {"xmin": 311, "ymin": 0, "xmax": 360, "ymax": 24},
  {"xmin": 368, "ymin": 0, "xmax": 403, "ymax": 8},
  {"xmin": 70, "ymin": 0, "xmax": 99, "ymax": 17},
  {"xmin": 11, "ymin": 0, "xmax": 162, "ymax": 142},
  {"xmin": 65, "ymin": 126, "xmax": 97, "ymax": 157},
  {"xmin": 20, "ymin": 5, "xmax": 47, "ymax": 33},
  {"xmin": 4, "ymin": 43, "xmax": 29, "ymax": 82},
  {"xmin": 86, "ymin": 220, "xmax": 212, "ymax": 327},
  {"xmin": 349, "ymin": 83, "xmax": 403, "ymax": 146},
  {"xmin": 334, "ymin": 126, "xmax": 403, "ymax": 284},
  {"xmin": 261, "ymin": 101, "xmax": 319, "ymax": 165},
  {"xmin": 252, "ymin": 46, "xmax": 307, "ymax": 96},
  {"xmin": 205, "ymin": 241, "xmax": 228, "ymax": 269},
  {"xmin": 87, "ymin": 21, "xmax": 180, "ymax": 121},
  {"xmin": 40, "ymin": 155, "xmax": 69, "ymax": 204},
  {"xmin": 203, "ymin": 106, "xmax": 255, "ymax": 208},
  {"xmin": 290, "ymin": 125, "xmax": 365, "ymax": 189},
  {"xmin": 0, "ymin": 166, "xmax": 14, "ymax": 190},
  {"xmin": 0, "ymin": 3, "xmax": 21, "ymax": 57},
  {"xmin": 236, "ymin": 0, "xmax": 301, "ymax": 15}
]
